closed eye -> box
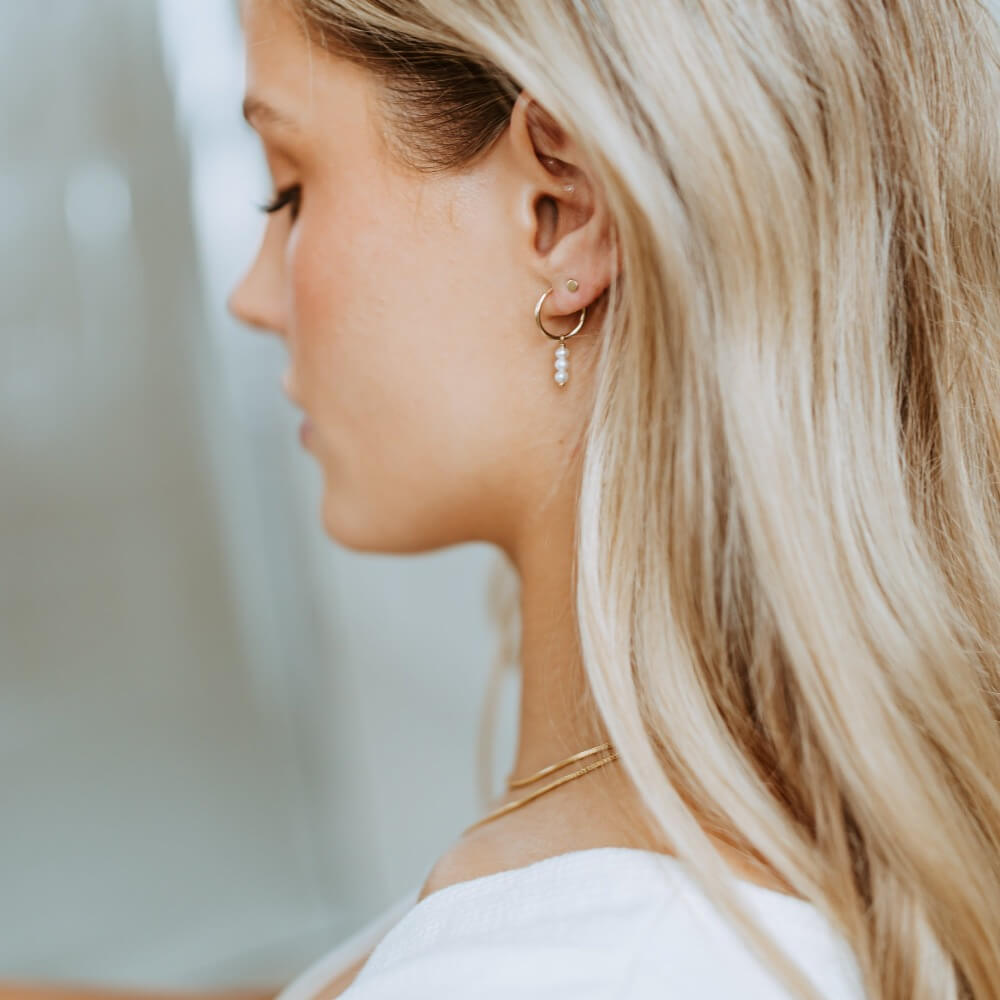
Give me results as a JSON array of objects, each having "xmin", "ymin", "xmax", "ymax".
[{"xmin": 257, "ymin": 184, "xmax": 301, "ymax": 221}]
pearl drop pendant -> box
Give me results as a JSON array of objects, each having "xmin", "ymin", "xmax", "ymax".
[{"xmin": 554, "ymin": 341, "xmax": 569, "ymax": 386}]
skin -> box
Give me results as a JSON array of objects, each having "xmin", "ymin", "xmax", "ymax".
[{"xmin": 0, "ymin": 1, "xmax": 793, "ymax": 997}]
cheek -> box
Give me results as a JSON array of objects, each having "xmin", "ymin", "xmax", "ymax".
[
  {"xmin": 285, "ymin": 179, "xmax": 535, "ymax": 545},
  {"xmin": 300, "ymin": 178, "xmax": 501, "ymax": 390},
  {"xmin": 290, "ymin": 203, "xmax": 451, "ymax": 415}
]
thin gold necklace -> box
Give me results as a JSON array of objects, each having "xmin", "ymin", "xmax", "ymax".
[{"xmin": 465, "ymin": 741, "xmax": 619, "ymax": 832}]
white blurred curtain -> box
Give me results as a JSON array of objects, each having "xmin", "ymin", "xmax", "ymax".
[{"xmin": 0, "ymin": 0, "xmax": 515, "ymax": 991}]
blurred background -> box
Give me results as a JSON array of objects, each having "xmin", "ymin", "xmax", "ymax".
[{"xmin": 1, "ymin": 0, "xmax": 521, "ymax": 992}]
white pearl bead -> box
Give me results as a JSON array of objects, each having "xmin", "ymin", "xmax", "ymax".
[
  {"xmin": 554, "ymin": 370, "xmax": 569, "ymax": 385},
  {"xmin": 555, "ymin": 358, "xmax": 569, "ymax": 372},
  {"xmin": 555, "ymin": 345, "xmax": 568, "ymax": 358}
]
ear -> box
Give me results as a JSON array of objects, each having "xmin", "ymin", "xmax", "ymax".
[{"xmin": 507, "ymin": 91, "xmax": 620, "ymax": 323}]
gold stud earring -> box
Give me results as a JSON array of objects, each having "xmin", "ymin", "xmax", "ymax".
[{"xmin": 565, "ymin": 278, "xmax": 579, "ymax": 293}]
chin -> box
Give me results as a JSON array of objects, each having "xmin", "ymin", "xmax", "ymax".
[
  {"xmin": 318, "ymin": 489, "xmax": 478, "ymax": 555},
  {"xmin": 318, "ymin": 493, "xmax": 379, "ymax": 552}
]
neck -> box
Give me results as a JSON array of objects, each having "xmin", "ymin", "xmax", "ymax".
[{"xmin": 505, "ymin": 495, "xmax": 610, "ymax": 785}]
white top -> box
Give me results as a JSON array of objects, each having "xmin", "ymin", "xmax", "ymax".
[{"xmin": 276, "ymin": 846, "xmax": 867, "ymax": 999}]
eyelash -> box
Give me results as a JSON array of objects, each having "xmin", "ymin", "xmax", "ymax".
[{"xmin": 257, "ymin": 184, "xmax": 301, "ymax": 221}]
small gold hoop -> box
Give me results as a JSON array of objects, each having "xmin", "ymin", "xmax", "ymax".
[{"xmin": 534, "ymin": 287, "xmax": 587, "ymax": 342}]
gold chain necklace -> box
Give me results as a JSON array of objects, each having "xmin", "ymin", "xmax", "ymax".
[{"xmin": 465, "ymin": 741, "xmax": 619, "ymax": 832}]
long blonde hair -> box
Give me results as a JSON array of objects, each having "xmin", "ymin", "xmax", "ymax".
[{"xmin": 285, "ymin": 1, "xmax": 1000, "ymax": 996}]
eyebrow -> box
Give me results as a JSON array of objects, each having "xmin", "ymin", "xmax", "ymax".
[{"xmin": 242, "ymin": 94, "xmax": 302, "ymax": 134}]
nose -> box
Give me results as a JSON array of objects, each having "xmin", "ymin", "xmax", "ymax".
[{"xmin": 227, "ymin": 268, "xmax": 285, "ymax": 336}]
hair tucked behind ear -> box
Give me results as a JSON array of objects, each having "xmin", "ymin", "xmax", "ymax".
[{"xmin": 285, "ymin": 1, "xmax": 1000, "ymax": 996}]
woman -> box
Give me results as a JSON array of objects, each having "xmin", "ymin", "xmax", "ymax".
[{"xmin": 7, "ymin": 0, "xmax": 1000, "ymax": 997}]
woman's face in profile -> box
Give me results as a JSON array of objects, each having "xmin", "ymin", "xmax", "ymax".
[{"xmin": 228, "ymin": 0, "xmax": 591, "ymax": 557}]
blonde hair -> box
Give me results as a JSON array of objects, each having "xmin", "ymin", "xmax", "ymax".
[{"xmin": 285, "ymin": 1, "xmax": 1000, "ymax": 996}]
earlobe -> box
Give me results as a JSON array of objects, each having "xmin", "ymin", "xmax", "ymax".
[{"xmin": 508, "ymin": 92, "xmax": 619, "ymax": 319}]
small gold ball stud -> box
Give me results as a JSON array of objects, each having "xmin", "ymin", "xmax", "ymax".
[{"xmin": 565, "ymin": 278, "xmax": 579, "ymax": 293}]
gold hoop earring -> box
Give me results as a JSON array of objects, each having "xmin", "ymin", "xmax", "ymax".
[{"xmin": 534, "ymin": 287, "xmax": 587, "ymax": 388}]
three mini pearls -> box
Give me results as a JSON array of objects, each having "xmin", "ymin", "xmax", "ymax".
[
  {"xmin": 556, "ymin": 180, "xmax": 577, "ymax": 388},
  {"xmin": 553, "ymin": 277, "xmax": 578, "ymax": 387},
  {"xmin": 535, "ymin": 273, "xmax": 585, "ymax": 388},
  {"xmin": 554, "ymin": 344, "xmax": 570, "ymax": 384}
]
